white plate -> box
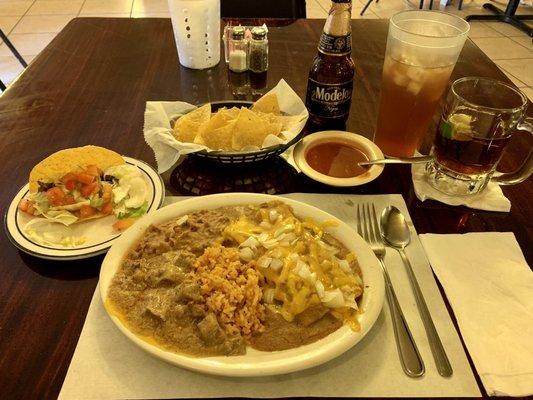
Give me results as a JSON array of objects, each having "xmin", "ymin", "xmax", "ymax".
[
  {"xmin": 293, "ymin": 131, "xmax": 384, "ymax": 187},
  {"xmin": 99, "ymin": 193, "xmax": 385, "ymax": 377},
  {"xmin": 5, "ymin": 157, "xmax": 165, "ymax": 261}
]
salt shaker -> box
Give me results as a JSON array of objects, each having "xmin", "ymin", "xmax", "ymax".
[{"xmin": 229, "ymin": 26, "xmax": 248, "ymax": 72}]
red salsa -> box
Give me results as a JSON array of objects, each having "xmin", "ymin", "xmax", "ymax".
[{"xmin": 305, "ymin": 141, "xmax": 369, "ymax": 178}]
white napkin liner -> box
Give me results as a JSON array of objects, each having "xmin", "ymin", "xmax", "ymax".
[
  {"xmin": 420, "ymin": 232, "xmax": 533, "ymax": 397},
  {"xmin": 411, "ymin": 163, "xmax": 511, "ymax": 212},
  {"xmin": 143, "ymin": 79, "xmax": 309, "ymax": 173}
]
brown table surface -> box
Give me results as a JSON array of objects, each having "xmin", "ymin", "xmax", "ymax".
[{"xmin": 0, "ymin": 17, "xmax": 531, "ymax": 400}]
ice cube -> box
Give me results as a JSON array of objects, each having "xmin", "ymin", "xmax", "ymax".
[{"xmin": 407, "ymin": 80, "xmax": 423, "ymax": 95}]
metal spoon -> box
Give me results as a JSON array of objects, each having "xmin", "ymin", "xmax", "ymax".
[
  {"xmin": 358, "ymin": 155, "xmax": 433, "ymax": 166},
  {"xmin": 380, "ymin": 206, "xmax": 453, "ymax": 378}
]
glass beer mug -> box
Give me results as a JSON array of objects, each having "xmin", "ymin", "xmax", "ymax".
[{"xmin": 426, "ymin": 77, "xmax": 533, "ymax": 195}]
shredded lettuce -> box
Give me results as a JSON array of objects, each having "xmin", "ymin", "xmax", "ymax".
[
  {"xmin": 90, "ymin": 196, "xmax": 104, "ymax": 208},
  {"xmin": 118, "ymin": 201, "xmax": 148, "ymax": 220}
]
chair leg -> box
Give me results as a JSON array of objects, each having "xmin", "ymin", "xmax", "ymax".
[
  {"xmin": 429, "ymin": 0, "xmax": 434, "ymax": 8},
  {"xmin": 0, "ymin": 79, "xmax": 6, "ymax": 91},
  {"xmin": 0, "ymin": 29, "xmax": 27, "ymax": 68},
  {"xmin": 419, "ymin": 0, "xmax": 424, "ymax": 9},
  {"xmin": 360, "ymin": 0, "xmax": 374, "ymax": 15}
]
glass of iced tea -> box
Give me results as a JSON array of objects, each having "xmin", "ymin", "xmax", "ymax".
[
  {"xmin": 426, "ymin": 77, "xmax": 533, "ymax": 195},
  {"xmin": 374, "ymin": 11, "xmax": 470, "ymax": 157}
]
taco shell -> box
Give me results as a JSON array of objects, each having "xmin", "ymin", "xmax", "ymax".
[{"xmin": 29, "ymin": 146, "xmax": 125, "ymax": 193}]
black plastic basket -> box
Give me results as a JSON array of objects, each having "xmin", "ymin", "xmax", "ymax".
[{"xmin": 185, "ymin": 100, "xmax": 305, "ymax": 164}]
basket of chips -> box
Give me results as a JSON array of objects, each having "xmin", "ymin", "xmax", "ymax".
[{"xmin": 144, "ymin": 79, "xmax": 309, "ymax": 172}]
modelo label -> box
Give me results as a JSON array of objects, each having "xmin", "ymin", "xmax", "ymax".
[
  {"xmin": 306, "ymin": 79, "xmax": 353, "ymax": 118},
  {"xmin": 318, "ymin": 33, "xmax": 351, "ymax": 55}
]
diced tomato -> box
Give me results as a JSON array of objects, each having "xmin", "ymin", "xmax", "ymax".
[
  {"xmin": 18, "ymin": 198, "xmax": 31, "ymax": 213},
  {"xmin": 63, "ymin": 195, "xmax": 75, "ymax": 205},
  {"xmin": 113, "ymin": 218, "xmax": 136, "ymax": 231},
  {"xmin": 80, "ymin": 205, "xmax": 97, "ymax": 219},
  {"xmin": 85, "ymin": 165, "xmax": 101, "ymax": 177},
  {"xmin": 60, "ymin": 172, "xmax": 78, "ymax": 184},
  {"xmin": 27, "ymin": 204, "xmax": 36, "ymax": 215},
  {"xmin": 77, "ymin": 173, "xmax": 94, "ymax": 185},
  {"xmin": 80, "ymin": 182, "xmax": 98, "ymax": 197},
  {"xmin": 65, "ymin": 180, "xmax": 77, "ymax": 191},
  {"xmin": 19, "ymin": 200, "xmax": 36, "ymax": 215},
  {"xmin": 101, "ymin": 202, "xmax": 113, "ymax": 215},
  {"xmin": 46, "ymin": 187, "xmax": 65, "ymax": 206}
]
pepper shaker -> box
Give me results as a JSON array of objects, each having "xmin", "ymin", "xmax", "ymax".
[{"xmin": 249, "ymin": 27, "xmax": 268, "ymax": 91}]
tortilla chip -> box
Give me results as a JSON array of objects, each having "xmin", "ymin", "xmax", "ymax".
[
  {"xmin": 251, "ymin": 93, "xmax": 280, "ymax": 115},
  {"xmin": 202, "ymin": 121, "xmax": 236, "ymax": 150},
  {"xmin": 195, "ymin": 109, "xmax": 238, "ymax": 150},
  {"xmin": 231, "ymin": 108, "xmax": 268, "ymax": 150},
  {"xmin": 173, "ymin": 103, "xmax": 211, "ymax": 143},
  {"xmin": 29, "ymin": 146, "xmax": 125, "ymax": 193}
]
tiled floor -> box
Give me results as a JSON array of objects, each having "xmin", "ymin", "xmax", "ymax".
[{"xmin": 0, "ymin": 0, "xmax": 531, "ymax": 99}]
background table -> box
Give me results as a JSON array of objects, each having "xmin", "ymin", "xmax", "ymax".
[{"xmin": 0, "ymin": 18, "xmax": 531, "ymax": 400}]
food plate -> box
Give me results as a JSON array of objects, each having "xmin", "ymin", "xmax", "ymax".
[
  {"xmin": 5, "ymin": 157, "xmax": 165, "ymax": 261},
  {"xmin": 99, "ymin": 193, "xmax": 384, "ymax": 377}
]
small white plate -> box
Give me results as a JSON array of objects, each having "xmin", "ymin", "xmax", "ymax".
[
  {"xmin": 294, "ymin": 131, "xmax": 384, "ymax": 187},
  {"xmin": 100, "ymin": 193, "xmax": 385, "ymax": 377},
  {"xmin": 4, "ymin": 157, "xmax": 165, "ymax": 261}
]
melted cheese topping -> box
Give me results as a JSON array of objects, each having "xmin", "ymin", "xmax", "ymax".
[{"xmin": 223, "ymin": 204, "xmax": 363, "ymax": 330}]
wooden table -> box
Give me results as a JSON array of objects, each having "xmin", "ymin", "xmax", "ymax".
[{"xmin": 0, "ymin": 18, "xmax": 531, "ymax": 400}]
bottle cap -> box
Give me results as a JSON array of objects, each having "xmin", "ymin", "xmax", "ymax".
[
  {"xmin": 251, "ymin": 27, "xmax": 267, "ymax": 40},
  {"xmin": 232, "ymin": 26, "xmax": 245, "ymax": 40}
]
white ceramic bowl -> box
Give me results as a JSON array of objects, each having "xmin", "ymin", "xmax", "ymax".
[
  {"xmin": 293, "ymin": 131, "xmax": 384, "ymax": 187},
  {"xmin": 100, "ymin": 193, "xmax": 384, "ymax": 377}
]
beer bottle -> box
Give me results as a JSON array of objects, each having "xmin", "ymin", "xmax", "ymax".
[{"xmin": 305, "ymin": 0, "xmax": 355, "ymax": 129}]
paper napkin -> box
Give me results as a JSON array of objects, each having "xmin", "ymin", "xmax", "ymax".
[
  {"xmin": 411, "ymin": 163, "xmax": 511, "ymax": 212},
  {"xmin": 420, "ymin": 232, "xmax": 533, "ymax": 397}
]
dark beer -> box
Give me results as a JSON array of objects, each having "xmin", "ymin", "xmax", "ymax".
[{"xmin": 305, "ymin": 0, "xmax": 355, "ymax": 128}]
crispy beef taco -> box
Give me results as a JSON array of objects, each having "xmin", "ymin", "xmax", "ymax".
[{"xmin": 19, "ymin": 146, "xmax": 149, "ymax": 231}]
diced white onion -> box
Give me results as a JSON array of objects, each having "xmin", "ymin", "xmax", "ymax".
[
  {"xmin": 318, "ymin": 240, "xmax": 339, "ymax": 254},
  {"xmin": 258, "ymin": 257, "xmax": 272, "ymax": 269},
  {"xmin": 315, "ymin": 281, "xmax": 325, "ymax": 298},
  {"xmin": 241, "ymin": 236, "xmax": 259, "ymax": 249},
  {"xmin": 259, "ymin": 221, "xmax": 272, "ymax": 229},
  {"xmin": 239, "ymin": 247, "xmax": 254, "ymax": 261},
  {"xmin": 262, "ymin": 239, "xmax": 278, "ymax": 249},
  {"xmin": 274, "ymin": 224, "xmax": 294, "ymax": 237},
  {"xmin": 270, "ymin": 258, "xmax": 283, "ymax": 271},
  {"xmin": 295, "ymin": 260, "xmax": 311, "ymax": 280},
  {"xmin": 263, "ymin": 288, "xmax": 276, "ymax": 304},
  {"xmin": 257, "ymin": 233, "xmax": 269, "ymax": 242},
  {"xmin": 322, "ymin": 288, "xmax": 345, "ymax": 308},
  {"xmin": 281, "ymin": 232, "xmax": 296, "ymax": 243},
  {"xmin": 176, "ymin": 215, "xmax": 188, "ymax": 226},
  {"xmin": 269, "ymin": 210, "xmax": 279, "ymax": 223},
  {"xmin": 344, "ymin": 298, "xmax": 359, "ymax": 310},
  {"xmin": 335, "ymin": 257, "xmax": 352, "ymax": 274}
]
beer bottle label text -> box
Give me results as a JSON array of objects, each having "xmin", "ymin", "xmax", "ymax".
[
  {"xmin": 306, "ymin": 79, "xmax": 353, "ymax": 119},
  {"xmin": 318, "ymin": 33, "xmax": 352, "ymax": 55}
]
